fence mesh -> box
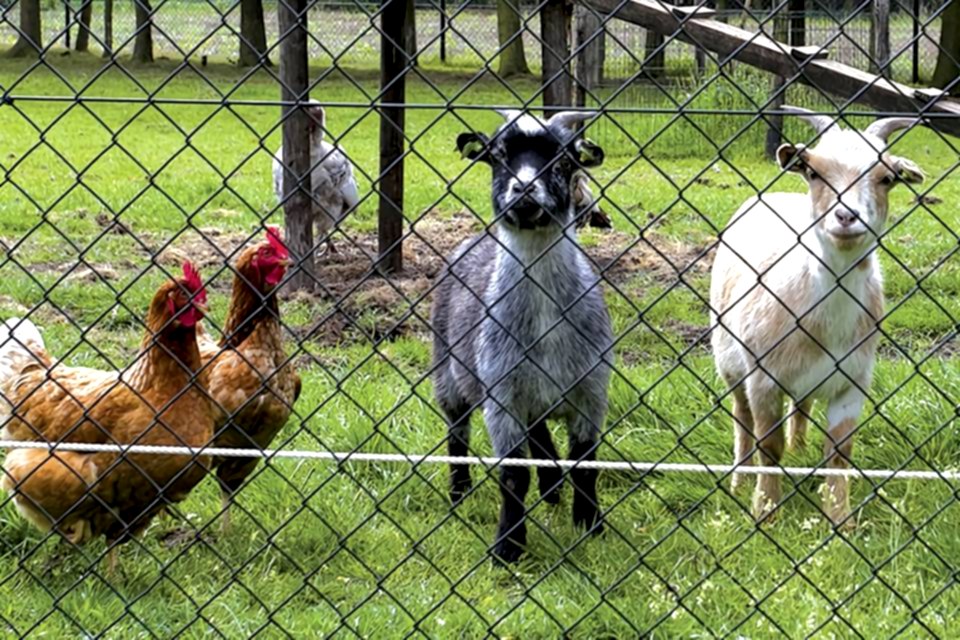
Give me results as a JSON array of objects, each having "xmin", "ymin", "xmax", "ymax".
[{"xmin": 0, "ymin": 0, "xmax": 959, "ymax": 636}]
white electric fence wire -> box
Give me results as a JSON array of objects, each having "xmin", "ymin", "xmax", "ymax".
[{"xmin": 0, "ymin": 440, "xmax": 957, "ymax": 481}]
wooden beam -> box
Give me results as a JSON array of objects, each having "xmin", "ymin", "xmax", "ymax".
[{"xmin": 583, "ymin": 0, "xmax": 960, "ymax": 137}]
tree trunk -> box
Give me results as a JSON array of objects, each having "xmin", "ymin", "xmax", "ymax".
[
  {"xmin": 133, "ymin": 0, "xmax": 154, "ymax": 63},
  {"xmin": 103, "ymin": 0, "xmax": 114, "ymax": 57},
  {"xmin": 239, "ymin": 0, "xmax": 270, "ymax": 66},
  {"xmin": 75, "ymin": 0, "xmax": 94, "ymax": 52},
  {"xmin": 8, "ymin": 0, "xmax": 42, "ymax": 57},
  {"xmin": 497, "ymin": 0, "xmax": 530, "ymax": 76},
  {"xmin": 933, "ymin": 0, "xmax": 960, "ymax": 92},
  {"xmin": 644, "ymin": 29, "xmax": 665, "ymax": 79}
]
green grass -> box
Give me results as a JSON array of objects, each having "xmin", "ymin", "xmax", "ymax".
[{"xmin": 1, "ymin": 53, "xmax": 960, "ymax": 638}]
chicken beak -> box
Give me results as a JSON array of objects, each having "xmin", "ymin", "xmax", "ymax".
[
  {"xmin": 193, "ymin": 301, "xmax": 210, "ymax": 316},
  {"xmin": 280, "ymin": 258, "xmax": 293, "ymax": 268}
]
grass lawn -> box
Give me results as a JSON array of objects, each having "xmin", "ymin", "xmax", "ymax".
[{"xmin": 0, "ymin": 52, "xmax": 959, "ymax": 637}]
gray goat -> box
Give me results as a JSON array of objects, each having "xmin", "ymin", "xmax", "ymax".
[{"xmin": 431, "ymin": 109, "xmax": 613, "ymax": 563}]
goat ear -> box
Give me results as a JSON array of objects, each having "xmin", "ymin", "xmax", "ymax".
[
  {"xmin": 776, "ymin": 143, "xmax": 807, "ymax": 172},
  {"xmin": 456, "ymin": 133, "xmax": 490, "ymax": 163},
  {"xmin": 892, "ymin": 156, "xmax": 924, "ymax": 185},
  {"xmin": 574, "ymin": 138, "xmax": 604, "ymax": 168}
]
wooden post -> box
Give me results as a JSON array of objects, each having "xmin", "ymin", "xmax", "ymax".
[
  {"xmin": 378, "ymin": 0, "xmax": 409, "ymax": 274},
  {"xmin": 911, "ymin": 0, "xmax": 919, "ymax": 83},
  {"xmin": 870, "ymin": 0, "xmax": 890, "ymax": 75},
  {"xmin": 644, "ymin": 29, "xmax": 665, "ymax": 79},
  {"xmin": 64, "ymin": 2, "xmax": 72, "ymax": 49},
  {"xmin": 440, "ymin": 0, "xmax": 447, "ymax": 62},
  {"xmin": 575, "ymin": 4, "xmax": 605, "ymax": 106},
  {"xmin": 542, "ymin": 0, "xmax": 573, "ymax": 112},
  {"xmin": 103, "ymin": 0, "xmax": 114, "ymax": 57},
  {"xmin": 765, "ymin": 3, "xmax": 790, "ymax": 160},
  {"xmin": 765, "ymin": 76, "xmax": 787, "ymax": 160},
  {"xmin": 789, "ymin": 0, "xmax": 805, "ymax": 47},
  {"xmin": 278, "ymin": 0, "xmax": 314, "ymax": 291}
]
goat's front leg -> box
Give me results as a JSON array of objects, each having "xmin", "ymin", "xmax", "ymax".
[
  {"xmin": 529, "ymin": 419, "xmax": 562, "ymax": 504},
  {"xmin": 822, "ymin": 387, "xmax": 864, "ymax": 528},
  {"xmin": 568, "ymin": 413, "xmax": 603, "ymax": 534},
  {"xmin": 488, "ymin": 408, "xmax": 530, "ymax": 564}
]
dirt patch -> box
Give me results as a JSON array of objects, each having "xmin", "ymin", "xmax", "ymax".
[
  {"xmin": 294, "ymin": 211, "xmax": 713, "ymax": 347},
  {"xmin": 591, "ymin": 228, "xmax": 715, "ymax": 288}
]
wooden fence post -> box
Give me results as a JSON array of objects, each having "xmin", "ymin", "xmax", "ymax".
[
  {"xmin": 575, "ymin": 5, "xmax": 605, "ymax": 106},
  {"xmin": 870, "ymin": 0, "xmax": 890, "ymax": 75},
  {"xmin": 542, "ymin": 0, "xmax": 574, "ymax": 112},
  {"xmin": 765, "ymin": 3, "xmax": 791, "ymax": 160},
  {"xmin": 378, "ymin": 0, "xmax": 409, "ymax": 274},
  {"xmin": 278, "ymin": 0, "xmax": 314, "ymax": 291}
]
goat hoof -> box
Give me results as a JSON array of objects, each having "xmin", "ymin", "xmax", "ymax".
[{"xmin": 492, "ymin": 537, "xmax": 525, "ymax": 564}]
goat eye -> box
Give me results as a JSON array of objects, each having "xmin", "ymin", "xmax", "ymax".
[
  {"xmin": 805, "ymin": 168, "xmax": 820, "ymax": 182},
  {"xmin": 881, "ymin": 174, "xmax": 896, "ymax": 186}
]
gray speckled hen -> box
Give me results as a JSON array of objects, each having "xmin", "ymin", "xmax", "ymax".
[
  {"xmin": 431, "ymin": 109, "xmax": 613, "ymax": 563},
  {"xmin": 272, "ymin": 102, "xmax": 359, "ymax": 255}
]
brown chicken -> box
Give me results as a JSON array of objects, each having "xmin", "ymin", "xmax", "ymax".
[
  {"xmin": 197, "ymin": 227, "xmax": 301, "ymax": 532},
  {"xmin": 0, "ymin": 261, "xmax": 217, "ymax": 560}
]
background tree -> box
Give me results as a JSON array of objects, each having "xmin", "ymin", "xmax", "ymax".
[
  {"xmin": 8, "ymin": 0, "xmax": 42, "ymax": 58},
  {"xmin": 496, "ymin": 0, "xmax": 530, "ymax": 76},
  {"xmin": 133, "ymin": 0, "xmax": 154, "ymax": 62},
  {"xmin": 75, "ymin": 0, "xmax": 94, "ymax": 52},
  {"xmin": 933, "ymin": 0, "xmax": 959, "ymax": 93},
  {"xmin": 239, "ymin": 0, "xmax": 270, "ymax": 66},
  {"xmin": 103, "ymin": 0, "xmax": 114, "ymax": 57}
]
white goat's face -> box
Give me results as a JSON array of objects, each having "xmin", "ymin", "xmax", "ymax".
[
  {"xmin": 457, "ymin": 111, "xmax": 604, "ymax": 230},
  {"xmin": 778, "ymin": 129, "xmax": 924, "ymax": 251}
]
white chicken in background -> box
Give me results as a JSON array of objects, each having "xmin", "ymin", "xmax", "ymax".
[{"xmin": 273, "ymin": 102, "xmax": 360, "ymax": 255}]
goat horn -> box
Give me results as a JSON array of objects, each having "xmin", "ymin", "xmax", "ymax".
[
  {"xmin": 865, "ymin": 117, "xmax": 923, "ymax": 144},
  {"xmin": 780, "ymin": 105, "xmax": 836, "ymax": 135},
  {"xmin": 495, "ymin": 108, "xmax": 525, "ymax": 123},
  {"xmin": 548, "ymin": 111, "xmax": 598, "ymax": 132}
]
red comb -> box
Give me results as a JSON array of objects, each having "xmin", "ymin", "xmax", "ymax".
[
  {"xmin": 181, "ymin": 261, "xmax": 206, "ymax": 304},
  {"xmin": 266, "ymin": 225, "xmax": 289, "ymax": 258}
]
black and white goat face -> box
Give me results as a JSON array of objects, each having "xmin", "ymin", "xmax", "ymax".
[{"xmin": 457, "ymin": 110, "xmax": 604, "ymax": 230}]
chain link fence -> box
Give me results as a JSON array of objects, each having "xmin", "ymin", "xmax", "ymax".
[{"xmin": 0, "ymin": 0, "xmax": 959, "ymax": 636}]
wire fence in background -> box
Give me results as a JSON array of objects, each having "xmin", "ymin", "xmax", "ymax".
[
  {"xmin": 0, "ymin": 0, "xmax": 958, "ymax": 636},
  {"xmin": 1, "ymin": 0, "xmax": 948, "ymax": 82}
]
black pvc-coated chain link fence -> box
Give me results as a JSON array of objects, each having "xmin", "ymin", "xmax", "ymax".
[{"xmin": 0, "ymin": 0, "xmax": 958, "ymax": 636}]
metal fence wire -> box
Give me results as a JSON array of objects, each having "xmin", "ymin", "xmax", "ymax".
[{"xmin": 0, "ymin": 0, "xmax": 959, "ymax": 635}]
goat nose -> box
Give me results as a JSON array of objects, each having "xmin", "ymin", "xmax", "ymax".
[{"xmin": 835, "ymin": 208, "xmax": 859, "ymax": 227}]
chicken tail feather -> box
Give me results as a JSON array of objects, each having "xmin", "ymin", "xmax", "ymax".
[{"xmin": 0, "ymin": 317, "xmax": 47, "ymax": 384}]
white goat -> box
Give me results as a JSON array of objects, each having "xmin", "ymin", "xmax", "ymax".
[
  {"xmin": 710, "ymin": 106, "xmax": 925, "ymax": 525},
  {"xmin": 272, "ymin": 102, "xmax": 360, "ymax": 255}
]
